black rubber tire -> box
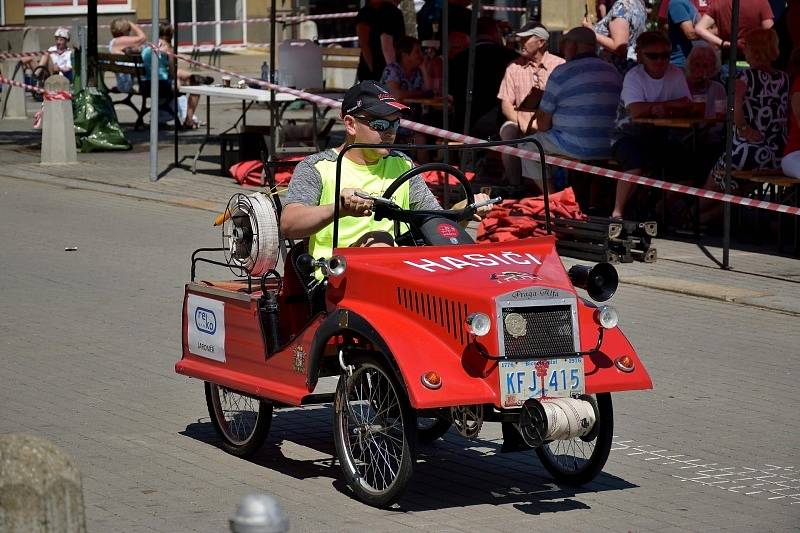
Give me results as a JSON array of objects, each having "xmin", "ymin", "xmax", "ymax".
[
  {"xmin": 205, "ymin": 382, "xmax": 272, "ymax": 458},
  {"xmin": 534, "ymin": 393, "xmax": 613, "ymax": 486},
  {"xmin": 333, "ymin": 358, "xmax": 416, "ymax": 507},
  {"xmin": 416, "ymin": 416, "xmax": 452, "ymax": 444}
]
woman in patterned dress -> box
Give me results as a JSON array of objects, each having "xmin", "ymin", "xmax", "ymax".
[
  {"xmin": 706, "ymin": 29, "xmax": 789, "ymax": 192},
  {"xmin": 585, "ymin": 0, "xmax": 647, "ymax": 74}
]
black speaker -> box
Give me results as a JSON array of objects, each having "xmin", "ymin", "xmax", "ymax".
[{"xmin": 568, "ymin": 262, "xmax": 618, "ymax": 302}]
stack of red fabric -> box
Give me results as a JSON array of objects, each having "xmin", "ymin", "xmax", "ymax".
[{"xmin": 476, "ymin": 187, "xmax": 585, "ymax": 242}]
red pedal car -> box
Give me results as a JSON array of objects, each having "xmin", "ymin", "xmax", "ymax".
[{"xmin": 177, "ymin": 140, "xmax": 652, "ymax": 507}]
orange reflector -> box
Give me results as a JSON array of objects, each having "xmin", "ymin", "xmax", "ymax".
[
  {"xmin": 421, "ymin": 371, "xmax": 442, "ymax": 389},
  {"xmin": 615, "ymin": 355, "xmax": 635, "ymax": 373}
]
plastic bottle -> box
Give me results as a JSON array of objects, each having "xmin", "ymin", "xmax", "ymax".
[{"xmin": 261, "ymin": 61, "xmax": 270, "ymax": 82}]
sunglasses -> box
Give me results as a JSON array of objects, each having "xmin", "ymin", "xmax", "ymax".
[
  {"xmin": 354, "ymin": 115, "xmax": 401, "ymax": 133},
  {"xmin": 643, "ymin": 51, "xmax": 671, "ymax": 61}
]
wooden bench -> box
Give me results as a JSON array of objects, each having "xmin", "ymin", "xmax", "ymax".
[
  {"xmin": 321, "ymin": 46, "xmax": 359, "ymax": 90},
  {"xmin": 730, "ymin": 169, "xmax": 799, "ymax": 253},
  {"xmin": 96, "ymin": 52, "xmax": 176, "ymax": 129}
]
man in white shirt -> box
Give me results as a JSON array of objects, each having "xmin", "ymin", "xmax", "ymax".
[
  {"xmin": 610, "ymin": 31, "xmax": 693, "ymax": 218},
  {"xmin": 31, "ymin": 27, "xmax": 73, "ymax": 83}
]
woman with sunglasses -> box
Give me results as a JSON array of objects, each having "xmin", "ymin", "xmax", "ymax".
[
  {"xmin": 280, "ymin": 81, "xmax": 490, "ymax": 264},
  {"xmin": 609, "ymin": 31, "xmax": 694, "ymax": 219}
]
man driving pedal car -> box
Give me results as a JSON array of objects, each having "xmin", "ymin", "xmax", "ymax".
[{"xmin": 280, "ymin": 81, "xmax": 492, "ymax": 263}]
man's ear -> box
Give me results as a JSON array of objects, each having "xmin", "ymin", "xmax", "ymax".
[{"xmin": 343, "ymin": 115, "xmax": 357, "ymax": 136}]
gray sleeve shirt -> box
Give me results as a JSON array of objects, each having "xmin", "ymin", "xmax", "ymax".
[{"xmin": 283, "ymin": 149, "xmax": 441, "ymax": 211}]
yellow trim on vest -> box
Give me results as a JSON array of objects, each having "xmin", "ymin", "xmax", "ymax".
[{"xmin": 309, "ymin": 152, "xmax": 412, "ymax": 264}]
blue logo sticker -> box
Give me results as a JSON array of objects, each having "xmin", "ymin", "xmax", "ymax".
[{"xmin": 195, "ymin": 307, "xmax": 217, "ymax": 334}]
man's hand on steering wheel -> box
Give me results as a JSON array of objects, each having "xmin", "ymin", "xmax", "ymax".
[
  {"xmin": 452, "ymin": 193, "xmax": 494, "ymax": 222},
  {"xmin": 473, "ymin": 193, "xmax": 493, "ymax": 220},
  {"xmin": 339, "ymin": 188, "xmax": 374, "ymax": 217}
]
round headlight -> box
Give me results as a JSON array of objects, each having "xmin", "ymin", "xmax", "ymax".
[
  {"xmin": 465, "ymin": 312, "xmax": 491, "ymax": 337},
  {"xmin": 595, "ymin": 305, "xmax": 619, "ymax": 329}
]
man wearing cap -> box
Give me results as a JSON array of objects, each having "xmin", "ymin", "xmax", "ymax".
[
  {"xmin": 29, "ymin": 27, "xmax": 73, "ymax": 83},
  {"xmin": 497, "ymin": 22, "xmax": 564, "ymax": 188},
  {"xmin": 280, "ymin": 81, "xmax": 490, "ymax": 261},
  {"xmin": 520, "ymin": 27, "xmax": 623, "ymax": 187}
]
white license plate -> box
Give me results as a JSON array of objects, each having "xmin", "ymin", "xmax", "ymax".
[{"xmin": 499, "ymin": 357, "xmax": 585, "ymax": 407}]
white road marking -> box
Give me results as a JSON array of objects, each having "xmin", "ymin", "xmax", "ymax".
[{"xmin": 612, "ymin": 437, "xmax": 799, "ymax": 506}]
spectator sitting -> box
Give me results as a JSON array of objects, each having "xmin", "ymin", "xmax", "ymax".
[
  {"xmin": 108, "ymin": 18, "xmax": 147, "ymax": 93},
  {"xmin": 586, "ymin": 0, "xmax": 647, "ymax": 74},
  {"xmin": 694, "ymin": 0, "xmax": 773, "ymax": 55},
  {"xmin": 380, "ymin": 36, "xmax": 433, "ymax": 159},
  {"xmin": 380, "ymin": 36, "xmax": 431, "ymax": 100},
  {"xmin": 31, "ymin": 28, "xmax": 73, "ymax": 83},
  {"xmin": 703, "ymin": 29, "xmax": 788, "ymax": 195},
  {"xmin": 667, "ymin": 0, "xmax": 700, "ymax": 67},
  {"xmin": 498, "ymin": 23, "xmax": 564, "ymax": 186},
  {"xmin": 783, "ymin": 47, "xmax": 800, "ymax": 178},
  {"xmin": 685, "ymin": 44, "xmax": 727, "ymax": 119},
  {"xmin": 610, "ymin": 31, "xmax": 694, "ymax": 219},
  {"xmin": 356, "ymin": 0, "xmax": 406, "ymax": 82},
  {"xmin": 519, "ymin": 27, "xmax": 623, "ymax": 192},
  {"xmin": 141, "ymin": 23, "xmax": 200, "ymax": 128},
  {"xmin": 450, "ymin": 16, "xmax": 519, "ymax": 138}
]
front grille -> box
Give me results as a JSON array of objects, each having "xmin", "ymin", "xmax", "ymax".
[{"xmin": 501, "ymin": 305, "xmax": 574, "ymax": 358}]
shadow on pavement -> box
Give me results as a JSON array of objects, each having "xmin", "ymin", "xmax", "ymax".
[{"xmin": 181, "ymin": 405, "xmax": 637, "ymax": 514}]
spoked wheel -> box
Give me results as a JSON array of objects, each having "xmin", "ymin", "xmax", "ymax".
[
  {"xmin": 535, "ymin": 393, "xmax": 613, "ymax": 486},
  {"xmin": 333, "ymin": 358, "xmax": 416, "ymax": 507},
  {"xmin": 205, "ymin": 382, "xmax": 272, "ymax": 457},
  {"xmin": 416, "ymin": 414, "xmax": 452, "ymax": 444}
]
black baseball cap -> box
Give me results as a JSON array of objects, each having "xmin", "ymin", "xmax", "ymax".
[{"xmin": 340, "ymin": 81, "xmax": 410, "ymax": 119}]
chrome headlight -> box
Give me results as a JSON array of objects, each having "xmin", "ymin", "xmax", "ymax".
[
  {"xmin": 595, "ymin": 305, "xmax": 619, "ymax": 329},
  {"xmin": 465, "ymin": 312, "xmax": 491, "ymax": 336}
]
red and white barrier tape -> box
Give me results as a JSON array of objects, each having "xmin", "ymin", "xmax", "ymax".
[
  {"xmin": 0, "ymin": 73, "xmax": 44, "ymax": 94},
  {"xmin": 481, "ymin": 5, "xmax": 528, "ymax": 12},
  {"xmin": 317, "ymin": 36, "xmax": 359, "ymax": 45},
  {"xmin": 0, "ymin": 49, "xmax": 50, "ymax": 59},
  {"xmin": 0, "ymin": 11, "xmax": 358, "ymax": 32}
]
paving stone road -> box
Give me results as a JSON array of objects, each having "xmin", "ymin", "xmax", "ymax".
[{"xmin": 1, "ymin": 175, "xmax": 798, "ymax": 532}]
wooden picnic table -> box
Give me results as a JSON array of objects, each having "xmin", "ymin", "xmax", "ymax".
[
  {"xmin": 632, "ymin": 116, "xmax": 725, "ymax": 128},
  {"xmin": 402, "ymin": 96, "xmax": 446, "ymax": 109}
]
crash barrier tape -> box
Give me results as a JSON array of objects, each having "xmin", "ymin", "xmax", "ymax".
[
  {"xmin": 0, "ymin": 11, "xmax": 358, "ymax": 32},
  {"xmin": 0, "ymin": 73, "xmax": 45, "ymax": 94},
  {"xmin": 176, "ymin": 36, "xmax": 358, "ymax": 52},
  {"xmin": 0, "ymin": 50, "xmax": 51, "ymax": 59},
  {"xmin": 481, "ymin": 5, "xmax": 528, "ymax": 12},
  {"xmin": 146, "ymin": 48, "xmax": 800, "ymax": 218}
]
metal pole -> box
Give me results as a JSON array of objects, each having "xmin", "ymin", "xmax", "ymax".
[
  {"xmin": 78, "ymin": 22, "xmax": 87, "ymax": 91},
  {"xmin": 461, "ymin": 0, "xmax": 480, "ymax": 170},
  {"xmin": 87, "ymin": 0, "xmax": 97, "ymax": 86},
  {"xmin": 174, "ymin": 15, "xmax": 179, "ymax": 167},
  {"xmin": 269, "ymin": 0, "xmax": 277, "ymax": 160},
  {"xmin": 462, "ymin": 0, "xmax": 480, "ymax": 136},
  {"xmin": 442, "ymin": 0, "xmax": 450, "ymax": 206},
  {"xmin": 149, "ymin": 0, "xmax": 160, "ymax": 181},
  {"xmin": 722, "ymin": 0, "xmax": 740, "ymax": 269}
]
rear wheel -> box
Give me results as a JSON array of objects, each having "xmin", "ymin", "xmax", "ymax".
[
  {"xmin": 205, "ymin": 382, "xmax": 272, "ymax": 457},
  {"xmin": 535, "ymin": 393, "xmax": 613, "ymax": 486},
  {"xmin": 333, "ymin": 358, "xmax": 416, "ymax": 507},
  {"xmin": 416, "ymin": 414, "xmax": 452, "ymax": 444}
]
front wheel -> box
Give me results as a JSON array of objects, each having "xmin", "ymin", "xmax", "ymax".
[
  {"xmin": 205, "ymin": 382, "xmax": 272, "ymax": 457},
  {"xmin": 333, "ymin": 358, "xmax": 416, "ymax": 507},
  {"xmin": 535, "ymin": 393, "xmax": 613, "ymax": 486}
]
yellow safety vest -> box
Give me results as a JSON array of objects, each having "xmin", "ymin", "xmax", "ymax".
[{"xmin": 309, "ymin": 151, "xmax": 412, "ymax": 263}]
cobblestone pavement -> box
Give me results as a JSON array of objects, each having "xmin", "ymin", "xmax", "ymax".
[{"xmin": 0, "ymin": 176, "xmax": 797, "ymax": 532}]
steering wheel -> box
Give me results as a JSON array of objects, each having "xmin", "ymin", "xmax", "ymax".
[{"xmin": 382, "ymin": 162, "xmax": 475, "ymax": 207}]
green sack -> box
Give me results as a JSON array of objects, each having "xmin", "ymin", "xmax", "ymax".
[{"xmin": 72, "ymin": 88, "xmax": 131, "ymax": 152}]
